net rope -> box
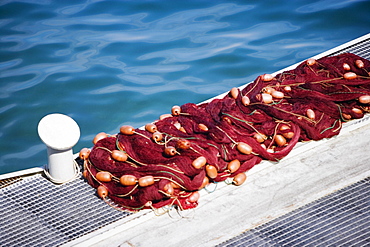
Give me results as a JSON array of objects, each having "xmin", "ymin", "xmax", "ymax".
[{"xmin": 80, "ymin": 53, "xmax": 370, "ymax": 212}]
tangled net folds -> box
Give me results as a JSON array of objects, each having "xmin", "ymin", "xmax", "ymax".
[{"xmin": 80, "ymin": 53, "xmax": 370, "ymax": 212}]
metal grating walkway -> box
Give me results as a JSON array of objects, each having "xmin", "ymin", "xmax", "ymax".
[
  {"xmin": 330, "ymin": 38, "xmax": 370, "ymax": 58},
  {"xmin": 217, "ymin": 177, "xmax": 370, "ymax": 247},
  {"xmin": 0, "ymin": 173, "xmax": 130, "ymax": 247}
]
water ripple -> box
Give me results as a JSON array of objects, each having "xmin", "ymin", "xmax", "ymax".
[
  {"xmin": 56, "ymin": 0, "xmax": 104, "ymax": 15},
  {"xmin": 296, "ymin": 0, "xmax": 367, "ymax": 13},
  {"xmin": 1, "ymin": 144, "xmax": 45, "ymax": 165},
  {"xmin": 0, "ymin": 0, "xmax": 369, "ymax": 174},
  {"xmin": 0, "ymin": 103, "xmax": 16, "ymax": 114},
  {"xmin": 0, "ymin": 58, "xmax": 89, "ymax": 97},
  {"xmin": 139, "ymin": 21, "xmax": 300, "ymax": 63},
  {"xmin": 44, "ymin": 13, "xmax": 147, "ymax": 27},
  {"xmin": 0, "ymin": 0, "xmax": 51, "ymax": 7},
  {"xmin": 0, "ymin": 58, "xmax": 22, "ymax": 70}
]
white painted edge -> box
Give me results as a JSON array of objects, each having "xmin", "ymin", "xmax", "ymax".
[{"xmin": 0, "ymin": 167, "xmax": 44, "ymax": 180}]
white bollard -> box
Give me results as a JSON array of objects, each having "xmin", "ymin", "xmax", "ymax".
[{"xmin": 38, "ymin": 113, "xmax": 80, "ymax": 183}]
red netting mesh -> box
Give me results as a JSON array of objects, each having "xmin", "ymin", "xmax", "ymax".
[{"xmin": 81, "ymin": 53, "xmax": 370, "ymax": 212}]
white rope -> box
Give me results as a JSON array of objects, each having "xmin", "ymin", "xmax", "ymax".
[{"xmin": 43, "ymin": 159, "xmax": 80, "ymax": 184}]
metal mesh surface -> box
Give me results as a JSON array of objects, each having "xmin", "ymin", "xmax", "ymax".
[
  {"xmin": 0, "ymin": 173, "xmax": 130, "ymax": 247},
  {"xmin": 329, "ymin": 36, "xmax": 370, "ymax": 59},
  {"xmin": 217, "ymin": 177, "xmax": 370, "ymax": 247}
]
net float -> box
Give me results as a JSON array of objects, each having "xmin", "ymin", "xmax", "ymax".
[
  {"xmin": 163, "ymin": 183, "xmax": 174, "ymax": 196},
  {"xmin": 176, "ymin": 139, "xmax": 191, "ymax": 150},
  {"xmin": 344, "ymin": 72, "xmax": 357, "ymax": 80},
  {"xmin": 222, "ymin": 116, "xmax": 232, "ymax": 124},
  {"xmin": 96, "ymin": 171, "xmax": 112, "ymax": 182},
  {"xmin": 138, "ymin": 176, "xmax": 155, "ymax": 187},
  {"xmin": 164, "ymin": 146, "xmax": 177, "ymax": 156},
  {"xmin": 145, "ymin": 123, "xmax": 157, "ymax": 133},
  {"xmin": 260, "ymin": 73, "xmax": 273, "ymax": 82},
  {"xmin": 227, "ymin": 159, "xmax": 241, "ymax": 173},
  {"xmin": 236, "ymin": 142, "xmax": 252, "ymax": 155},
  {"xmin": 262, "ymin": 86, "xmax": 275, "ymax": 94},
  {"xmin": 233, "ymin": 172, "xmax": 247, "ymax": 186},
  {"xmin": 93, "ymin": 132, "xmax": 108, "ymax": 144},
  {"xmin": 271, "ymin": 90, "xmax": 284, "ymax": 99},
  {"xmin": 355, "ymin": 59, "xmax": 364, "ymax": 68},
  {"xmin": 192, "ymin": 156, "xmax": 207, "ymax": 169},
  {"xmin": 230, "ymin": 87, "xmax": 239, "ymax": 99},
  {"xmin": 359, "ymin": 95, "xmax": 370, "ymax": 104},
  {"xmin": 343, "ymin": 63, "xmax": 351, "ymax": 70},
  {"xmin": 253, "ymin": 133, "xmax": 266, "ymax": 143},
  {"xmin": 152, "ymin": 131, "xmax": 163, "ymax": 142},
  {"xmin": 79, "ymin": 147, "xmax": 90, "ymax": 160},
  {"xmin": 199, "ymin": 176, "xmax": 209, "ymax": 189},
  {"xmin": 261, "ymin": 93, "xmax": 273, "ymax": 104},
  {"xmin": 188, "ymin": 191, "xmax": 200, "ymax": 203},
  {"xmin": 242, "ymin": 95, "xmax": 250, "ymax": 106},
  {"xmin": 206, "ymin": 165, "xmax": 218, "ymax": 179},
  {"xmin": 111, "ymin": 150, "xmax": 128, "ymax": 162},
  {"xmin": 274, "ymin": 134, "xmax": 287, "ymax": 147},
  {"xmin": 306, "ymin": 109, "xmax": 315, "ymax": 120},
  {"xmin": 171, "ymin": 105, "xmax": 181, "ymax": 116},
  {"xmin": 352, "ymin": 108, "xmax": 363, "ymax": 114},
  {"xmin": 283, "ymin": 86, "xmax": 292, "ymax": 92},
  {"xmin": 198, "ymin": 123, "xmax": 208, "ymax": 131},
  {"xmin": 120, "ymin": 125, "xmax": 135, "ymax": 135},
  {"xmin": 159, "ymin": 113, "xmax": 172, "ymax": 120},
  {"xmin": 342, "ymin": 113, "xmax": 351, "ymax": 120},
  {"xmin": 120, "ymin": 175, "xmax": 137, "ymax": 186},
  {"xmin": 97, "ymin": 185, "xmax": 108, "ymax": 198},
  {"xmin": 282, "ymin": 131, "xmax": 295, "ymax": 139},
  {"xmin": 279, "ymin": 124, "xmax": 290, "ymax": 131},
  {"xmin": 306, "ymin": 58, "xmax": 316, "ymax": 66}
]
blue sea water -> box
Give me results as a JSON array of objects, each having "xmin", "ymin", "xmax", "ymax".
[{"xmin": 0, "ymin": 0, "xmax": 369, "ymax": 175}]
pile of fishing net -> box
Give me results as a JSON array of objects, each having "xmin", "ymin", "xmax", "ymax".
[{"xmin": 79, "ymin": 53, "xmax": 370, "ymax": 212}]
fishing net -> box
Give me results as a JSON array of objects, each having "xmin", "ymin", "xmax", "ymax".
[{"xmin": 80, "ymin": 53, "xmax": 370, "ymax": 212}]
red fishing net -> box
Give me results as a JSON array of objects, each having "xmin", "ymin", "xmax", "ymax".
[{"xmin": 80, "ymin": 53, "xmax": 370, "ymax": 212}]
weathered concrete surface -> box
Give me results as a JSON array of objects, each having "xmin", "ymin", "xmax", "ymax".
[{"xmin": 74, "ymin": 116, "xmax": 370, "ymax": 247}]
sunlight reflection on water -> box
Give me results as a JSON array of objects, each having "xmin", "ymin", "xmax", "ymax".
[{"xmin": 0, "ymin": 0, "xmax": 369, "ymax": 174}]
